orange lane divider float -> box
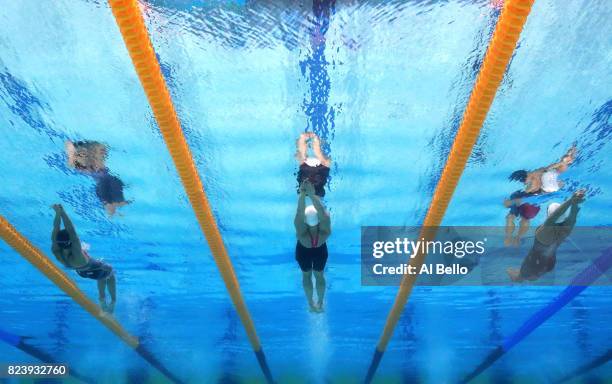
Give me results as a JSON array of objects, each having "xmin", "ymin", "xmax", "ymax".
[
  {"xmin": 106, "ymin": 1, "xmax": 274, "ymax": 382},
  {"xmin": 0, "ymin": 215, "xmax": 183, "ymax": 384},
  {"xmin": 364, "ymin": 0, "xmax": 536, "ymax": 382}
]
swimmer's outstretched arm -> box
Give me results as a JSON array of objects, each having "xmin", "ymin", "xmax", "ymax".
[
  {"xmin": 544, "ymin": 145, "xmax": 578, "ymax": 171},
  {"xmin": 296, "ymin": 133, "xmax": 309, "ymax": 163},
  {"xmin": 310, "ymin": 134, "xmax": 331, "ymax": 167}
]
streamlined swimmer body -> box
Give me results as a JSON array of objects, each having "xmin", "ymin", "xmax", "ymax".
[
  {"xmin": 507, "ymin": 190, "xmax": 585, "ymax": 282},
  {"xmin": 66, "ymin": 140, "xmax": 129, "ymax": 217},
  {"xmin": 295, "ymin": 181, "xmax": 331, "ymax": 312},
  {"xmin": 51, "ymin": 204, "xmax": 116, "ymax": 313},
  {"xmin": 296, "ymin": 132, "xmax": 331, "ymax": 197}
]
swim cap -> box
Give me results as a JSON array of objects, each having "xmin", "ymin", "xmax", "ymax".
[
  {"xmin": 305, "ymin": 157, "xmax": 321, "ymax": 167},
  {"xmin": 547, "ymin": 202, "xmax": 568, "ymax": 222},
  {"xmin": 304, "ymin": 205, "xmax": 319, "ymax": 226},
  {"xmin": 541, "ymin": 170, "xmax": 561, "ymax": 193}
]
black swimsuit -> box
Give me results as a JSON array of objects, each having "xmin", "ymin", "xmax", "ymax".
[
  {"xmin": 519, "ymin": 230, "xmax": 563, "ymax": 280},
  {"xmin": 295, "ymin": 232, "xmax": 328, "ymax": 272}
]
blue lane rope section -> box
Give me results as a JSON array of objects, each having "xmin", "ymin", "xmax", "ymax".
[
  {"xmin": 555, "ymin": 349, "xmax": 612, "ymax": 383},
  {"xmin": 461, "ymin": 246, "xmax": 612, "ymax": 383}
]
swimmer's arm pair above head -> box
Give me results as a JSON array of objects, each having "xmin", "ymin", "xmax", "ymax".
[
  {"xmin": 538, "ymin": 190, "xmax": 585, "ymax": 242},
  {"xmin": 310, "ymin": 134, "xmax": 331, "ymax": 167},
  {"xmin": 295, "ymin": 133, "xmax": 309, "ymax": 163},
  {"xmin": 560, "ymin": 190, "xmax": 584, "ymax": 229},
  {"xmin": 295, "ymin": 132, "xmax": 331, "ymax": 167},
  {"xmin": 52, "ymin": 204, "xmax": 83, "ymax": 256}
]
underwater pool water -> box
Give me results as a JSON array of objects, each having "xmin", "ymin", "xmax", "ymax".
[{"xmin": 0, "ymin": 0, "xmax": 611, "ymax": 383}]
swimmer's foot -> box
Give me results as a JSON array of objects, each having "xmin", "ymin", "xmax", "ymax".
[
  {"xmin": 315, "ymin": 302, "xmax": 324, "ymax": 313},
  {"xmin": 106, "ymin": 202, "xmax": 130, "ymax": 217},
  {"xmin": 99, "ymin": 297, "xmax": 114, "ymax": 314},
  {"xmin": 507, "ymin": 268, "xmax": 523, "ymax": 282},
  {"xmin": 107, "ymin": 301, "xmax": 116, "ymax": 314},
  {"xmin": 105, "ymin": 204, "xmax": 117, "ymax": 217},
  {"xmin": 512, "ymin": 237, "xmax": 521, "ymax": 247},
  {"xmin": 504, "ymin": 236, "xmax": 513, "ymax": 247},
  {"xmin": 308, "ymin": 300, "xmax": 318, "ymax": 313}
]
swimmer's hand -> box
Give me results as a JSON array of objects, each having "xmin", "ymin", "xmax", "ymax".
[
  {"xmin": 562, "ymin": 145, "xmax": 577, "ymax": 164},
  {"xmin": 571, "ymin": 189, "xmax": 586, "ymax": 204},
  {"xmin": 301, "ymin": 180, "xmax": 315, "ymax": 196}
]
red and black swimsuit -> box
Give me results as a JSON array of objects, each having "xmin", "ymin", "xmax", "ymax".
[{"xmin": 295, "ymin": 231, "xmax": 328, "ymax": 272}]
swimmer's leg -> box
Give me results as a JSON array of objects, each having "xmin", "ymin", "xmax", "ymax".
[
  {"xmin": 105, "ymin": 203, "xmax": 117, "ymax": 217},
  {"xmin": 505, "ymin": 214, "xmax": 516, "ymax": 246},
  {"xmin": 107, "ymin": 275, "xmax": 116, "ymax": 314},
  {"xmin": 107, "ymin": 274, "xmax": 117, "ymax": 303},
  {"xmin": 105, "ymin": 202, "xmax": 130, "ymax": 217},
  {"xmin": 514, "ymin": 218, "xmax": 530, "ymax": 246},
  {"xmin": 97, "ymin": 279, "xmax": 109, "ymax": 312},
  {"xmin": 302, "ymin": 271, "xmax": 317, "ymax": 312},
  {"xmin": 313, "ymin": 271, "xmax": 326, "ymax": 312},
  {"xmin": 97, "ymin": 279, "xmax": 107, "ymax": 303}
]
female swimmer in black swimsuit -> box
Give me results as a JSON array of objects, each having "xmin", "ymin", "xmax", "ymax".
[
  {"xmin": 51, "ymin": 204, "xmax": 117, "ymax": 313},
  {"xmin": 295, "ymin": 180, "xmax": 331, "ymax": 313},
  {"xmin": 507, "ymin": 190, "xmax": 585, "ymax": 282}
]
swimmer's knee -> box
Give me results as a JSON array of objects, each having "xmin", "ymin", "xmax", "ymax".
[{"xmin": 302, "ymin": 271, "xmax": 313, "ymax": 279}]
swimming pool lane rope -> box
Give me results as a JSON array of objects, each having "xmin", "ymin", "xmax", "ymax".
[
  {"xmin": 461, "ymin": 247, "xmax": 612, "ymax": 383},
  {"xmin": 364, "ymin": 1, "xmax": 536, "ymax": 382},
  {"xmin": 0, "ymin": 215, "xmax": 183, "ymax": 384},
  {"xmin": 106, "ymin": 1, "xmax": 274, "ymax": 382}
]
